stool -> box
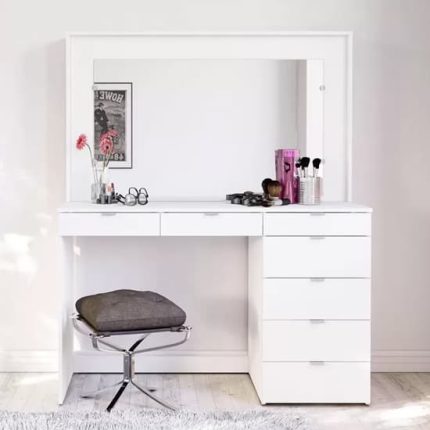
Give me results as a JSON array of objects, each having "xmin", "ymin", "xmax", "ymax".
[{"xmin": 72, "ymin": 289, "xmax": 191, "ymax": 412}]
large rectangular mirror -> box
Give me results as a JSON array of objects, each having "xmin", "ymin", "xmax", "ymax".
[
  {"xmin": 67, "ymin": 34, "xmax": 351, "ymax": 202},
  {"xmin": 92, "ymin": 59, "xmax": 323, "ymax": 200}
]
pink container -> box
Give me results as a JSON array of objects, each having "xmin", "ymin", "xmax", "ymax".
[{"xmin": 275, "ymin": 149, "xmax": 299, "ymax": 203}]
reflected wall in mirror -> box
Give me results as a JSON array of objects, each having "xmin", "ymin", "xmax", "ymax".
[{"xmin": 93, "ymin": 59, "xmax": 323, "ymax": 200}]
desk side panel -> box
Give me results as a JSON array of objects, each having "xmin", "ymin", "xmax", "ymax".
[
  {"xmin": 248, "ymin": 236, "xmax": 264, "ymax": 403},
  {"xmin": 58, "ymin": 236, "xmax": 74, "ymax": 404}
]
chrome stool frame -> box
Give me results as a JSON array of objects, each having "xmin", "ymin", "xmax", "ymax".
[{"xmin": 72, "ymin": 315, "xmax": 191, "ymax": 412}]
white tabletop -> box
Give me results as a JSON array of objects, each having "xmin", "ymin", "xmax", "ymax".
[{"xmin": 58, "ymin": 201, "xmax": 372, "ymax": 214}]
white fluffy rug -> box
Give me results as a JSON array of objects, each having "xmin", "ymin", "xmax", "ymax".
[{"xmin": 0, "ymin": 409, "xmax": 309, "ymax": 430}]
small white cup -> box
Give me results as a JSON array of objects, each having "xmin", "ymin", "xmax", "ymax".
[{"xmin": 299, "ymin": 177, "xmax": 321, "ymax": 205}]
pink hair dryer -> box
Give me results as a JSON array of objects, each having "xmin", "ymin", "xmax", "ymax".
[{"xmin": 275, "ymin": 149, "xmax": 299, "ymax": 203}]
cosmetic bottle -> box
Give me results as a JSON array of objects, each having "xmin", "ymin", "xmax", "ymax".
[{"xmin": 275, "ymin": 149, "xmax": 299, "ymax": 203}]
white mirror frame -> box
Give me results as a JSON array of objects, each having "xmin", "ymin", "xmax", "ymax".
[{"xmin": 66, "ymin": 32, "xmax": 352, "ymax": 202}]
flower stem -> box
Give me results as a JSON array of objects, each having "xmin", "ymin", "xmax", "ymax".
[
  {"xmin": 105, "ymin": 150, "xmax": 112, "ymax": 168},
  {"xmin": 85, "ymin": 143, "xmax": 98, "ymax": 185}
]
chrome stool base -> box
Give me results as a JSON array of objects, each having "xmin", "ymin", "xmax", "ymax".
[{"xmin": 73, "ymin": 316, "xmax": 191, "ymax": 412}]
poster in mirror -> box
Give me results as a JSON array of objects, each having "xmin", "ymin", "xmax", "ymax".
[{"xmin": 93, "ymin": 82, "xmax": 133, "ymax": 168}]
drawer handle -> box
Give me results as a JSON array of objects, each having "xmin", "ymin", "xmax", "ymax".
[
  {"xmin": 309, "ymin": 361, "xmax": 325, "ymax": 365},
  {"xmin": 310, "ymin": 277, "xmax": 325, "ymax": 282},
  {"xmin": 100, "ymin": 212, "xmax": 117, "ymax": 216},
  {"xmin": 309, "ymin": 319, "xmax": 326, "ymax": 324},
  {"xmin": 310, "ymin": 236, "xmax": 326, "ymax": 240},
  {"xmin": 204, "ymin": 212, "xmax": 220, "ymax": 216},
  {"xmin": 310, "ymin": 213, "xmax": 326, "ymax": 217}
]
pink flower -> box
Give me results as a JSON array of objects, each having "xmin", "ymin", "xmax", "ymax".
[
  {"xmin": 76, "ymin": 134, "xmax": 87, "ymax": 150},
  {"xmin": 107, "ymin": 129, "xmax": 118, "ymax": 138},
  {"xmin": 99, "ymin": 135, "xmax": 113, "ymax": 155}
]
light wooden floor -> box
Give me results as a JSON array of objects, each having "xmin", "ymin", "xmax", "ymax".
[{"xmin": 1, "ymin": 373, "xmax": 430, "ymax": 429}]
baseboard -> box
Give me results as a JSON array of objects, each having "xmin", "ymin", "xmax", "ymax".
[
  {"xmin": 74, "ymin": 350, "xmax": 249, "ymax": 373},
  {"xmin": 0, "ymin": 350, "xmax": 58, "ymax": 372},
  {"xmin": 372, "ymin": 350, "xmax": 430, "ymax": 372},
  {"xmin": 2, "ymin": 349, "xmax": 430, "ymax": 373}
]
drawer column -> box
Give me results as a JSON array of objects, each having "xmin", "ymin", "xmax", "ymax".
[{"xmin": 248, "ymin": 210, "xmax": 372, "ymax": 405}]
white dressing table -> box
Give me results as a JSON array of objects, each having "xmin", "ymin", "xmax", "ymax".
[
  {"xmin": 58, "ymin": 201, "xmax": 372, "ymax": 405},
  {"xmin": 62, "ymin": 32, "xmax": 370, "ymax": 405}
]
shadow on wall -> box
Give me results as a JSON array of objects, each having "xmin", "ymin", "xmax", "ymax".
[
  {"xmin": 45, "ymin": 39, "xmax": 66, "ymax": 210},
  {"xmin": 354, "ymin": 3, "xmax": 430, "ymax": 350},
  {"xmin": 0, "ymin": 39, "xmax": 66, "ymax": 352}
]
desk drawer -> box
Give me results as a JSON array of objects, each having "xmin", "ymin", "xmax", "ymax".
[
  {"xmin": 263, "ymin": 279, "xmax": 370, "ymax": 319},
  {"xmin": 264, "ymin": 213, "xmax": 371, "ymax": 236},
  {"xmin": 262, "ymin": 362, "xmax": 370, "ymax": 404},
  {"xmin": 263, "ymin": 237, "xmax": 371, "ymax": 278},
  {"xmin": 161, "ymin": 213, "xmax": 262, "ymax": 236},
  {"xmin": 58, "ymin": 213, "xmax": 160, "ymax": 236},
  {"xmin": 263, "ymin": 320, "xmax": 370, "ymax": 361}
]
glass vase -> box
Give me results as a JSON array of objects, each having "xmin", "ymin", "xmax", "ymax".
[
  {"xmin": 90, "ymin": 182, "xmax": 101, "ymax": 203},
  {"xmin": 91, "ymin": 163, "xmax": 110, "ymax": 203}
]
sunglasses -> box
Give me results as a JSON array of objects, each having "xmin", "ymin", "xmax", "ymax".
[{"xmin": 117, "ymin": 187, "xmax": 149, "ymax": 206}]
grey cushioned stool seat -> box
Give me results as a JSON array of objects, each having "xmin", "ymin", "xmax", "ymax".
[
  {"xmin": 76, "ymin": 289, "xmax": 186, "ymax": 333},
  {"xmin": 73, "ymin": 289, "xmax": 191, "ymax": 412}
]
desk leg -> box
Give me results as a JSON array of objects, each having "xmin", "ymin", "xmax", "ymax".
[{"xmin": 58, "ymin": 236, "xmax": 75, "ymax": 404}]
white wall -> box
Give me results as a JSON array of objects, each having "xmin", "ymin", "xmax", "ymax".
[
  {"xmin": 94, "ymin": 59, "xmax": 299, "ymax": 199},
  {"xmin": 1, "ymin": 0, "xmax": 430, "ymax": 371},
  {"xmin": 74, "ymin": 237, "xmax": 248, "ymax": 359}
]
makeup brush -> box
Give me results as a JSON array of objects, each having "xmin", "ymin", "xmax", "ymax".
[
  {"xmin": 295, "ymin": 161, "xmax": 301, "ymax": 178},
  {"xmin": 301, "ymin": 157, "xmax": 310, "ymax": 177},
  {"xmin": 261, "ymin": 178, "xmax": 272, "ymax": 195},
  {"xmin": 267, "ymin": 180, "xmax": 282, "ymax": 200},
  {"xmin": 312, "ymin": 158, "xmax": 322, "ymax": 177}
]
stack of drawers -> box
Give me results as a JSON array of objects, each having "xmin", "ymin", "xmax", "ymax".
[{"xmin": 249, "ymin": 211, "xmax": 371, "ymax": 404}]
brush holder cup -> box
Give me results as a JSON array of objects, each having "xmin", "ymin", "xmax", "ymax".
[{"xmin": 299, "ymin": 177, "xmax": 322, "ymax": 205}]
